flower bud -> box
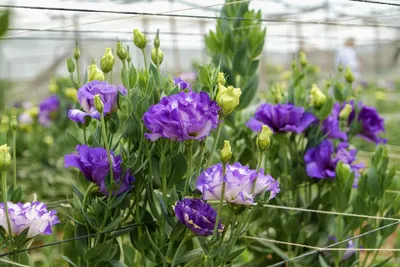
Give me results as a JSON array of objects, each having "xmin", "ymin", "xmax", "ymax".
[
  {"xmin": 64, "ymin": 87, "xmax": 77, "ymax": 101},
  {"xmin": 257, "ymin": 125, "xmax": 273, "ymax": 151},
  {"xmin": 67, "ymin": 58, "xmax": 75, "ymax": 73},
  {"xmin": 339, "ymin": 104, "xmax": 352, "ymax": 120},
  {"xmin": 216, "ymin": 84, "xmax": 241, "ymax": 116},
  {"xmin": 10, "ymin": 116, "xmax": 18, "ymax": 131},
  {"xmin": 337, "ymin": 64, "xmax": 343, "ymax": 73},
  {"xmin": 220, "ymin": 140, "xmax": 232, "ymax": 164},
  {"xmin": 310, "ymin": 84, "xmax": 327, "ymax": 108},
  {"xmin": 126, "ymin": 46, "xmax": 132, "ymax": 63},
  {"xmin": 0, "ymin": 144, "xmax": 12, "ymax": 171},
  {"xmin": 345, "ymin": 67, "xmax": 354, "ymax": 84},
  {"xmin": 299, "ymin": 52, "xmax": 308, "ymax": 67},
  {"xmin": 116, "ymin": 40, "xmax": 127, "ymax": 61},
  {"xmin": 153, "ymin": 30, "xmax": 160, "ymax": 49},
  {"xmin": 27, "ymin": 107, "xmax": 39, "ymax": 118},
  {"xmin": 325, "ymin": 80, "xmax": 332, "ymax": 89},
  {"xmin": 74, "ymin": 44, "xmax": 80, "ymax": 60},
  {"xmin": 88, "ymin": 63, "xmax": 105, "ymax": 82},
  {"xmin": 44, "ymin": 136, "xmax": 54, "ymax": 146},
  {"xmin": 94, "ymin": 94, "xmax": 104, "ymax": 113},
  {"xmin": 218, "ymin": 72, "xmax": 226, "ymax": 85},
  {"xmin": 151, "ymin": 47, "xmax": 163, "ymax": 65},
  {"xmin": 48, "ymin": 80, "xmax": 58, "ymax": 93},
  {"xmin": 100, "ymin": 48, "xmax": 115, "ymax": 74},
  {"xmin": 133, "ymin": 29, "xmax": 147, "ymax": 49}
]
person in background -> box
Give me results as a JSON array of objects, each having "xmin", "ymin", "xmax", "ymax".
[{"xmin": 335, "ymin": 38, "xmax": 362, "ymax": 81}]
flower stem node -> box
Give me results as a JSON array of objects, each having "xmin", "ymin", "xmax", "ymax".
[
  {"xmin": 133, "ymin": 29, "xmax": 147, "ymax": 49},
  {"xmin": 100, "ymin": 48, "xmax": 115, "ymax": 74},
  {"xmin": 216, "ymin": 84, "xmax": 241, "ymax": 117},
  {"xmin": 0, "ymin": 144, "xmax": 11, "ymax": 171},
  {"xmin": 257, "ymin": 125, "xmax": 273, "ymax": 151},
  {"xmin": 220, "ymin": 140, "xmax": 232, "ymax": 164}
]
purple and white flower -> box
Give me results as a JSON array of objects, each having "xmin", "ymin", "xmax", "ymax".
[
  {"xmin": 68, "ymin": 81, "xmax": 127, "ymax": 124},
  {"xmin": 143, "ymin": 91, "xmax": 220, "ymax": 141},
  {"xmin": 64, "ymin": 145, "xmax": 135, "ymax": 196},
  {"xmin": 174, "ymin": 198, "xmax": 223, "ymax": 236},
  {"xmin": 196, "ymin": 162, "xmax": 280, "ymax": 206},
  {"xmin": 322, "ymin": 103, "xmax": 348, "ymax": 140},
  {"xmin": 0, "ymin": 201, "xmax": 59, "ymax": 238}
]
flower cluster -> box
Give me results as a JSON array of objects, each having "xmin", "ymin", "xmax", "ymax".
[
  {"xmin": 38, "ymin": 95, "xmax": 60, "ymax": 127},
  {"xmin": 247, "ymin": 103, "xmax": 315, "ymax": 133},
  {"xmin": 304, "ymin": 140, "xmax": 364, "ymax": 187},
  {"xmin": 196, "ymin": 162, "xmax": 280, "ymax": 206},
  {"xmin": 64, "ymin": 145, "xmax": 135, "ymax": 196},
  {"xmin": 68, "ymin": 81, "xmax": 127, "ymax": 124},
  {"xmin": 0, "ymin": 201, "xmax": 59, "ymax": 238},
  {"xmin": 174, "ymin": 198, "xmax": 223, "ymax": 236},
  {"xmin": 143, "ymin": 91, "xmax": 220, "ymax": 141}
]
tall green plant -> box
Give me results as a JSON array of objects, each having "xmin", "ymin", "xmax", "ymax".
[{"xmin": 205, "ymin": 0, "xmax": 266, "ymax": 109}]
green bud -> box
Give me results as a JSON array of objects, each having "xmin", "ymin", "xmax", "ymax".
[
  {"xmin": 133, "ymin": 29, "xmax": 147, "ymax": 49},
  {"xmin": 220, "ymin": 140, "xmax": 232, "ymax": 164},
  {"xmin": 216, "ymin": 84, "xmax": 242, "ymax": 116},
  {"xmin": 0, "ymin": 144, "xmax": 11, "ymax": 171},
  {"xmin": 345, "ymin": 67, "xmax": 354, "ymax": 84},
  {"xmin": 325, "ymin": 80, "xmax": 332, "ymax": 89},
  {"xmin": 74, "ymin": 44, "xmax": 80, "ymax": 60},
  {"xmin": 153, "ymin": 30, "xmax": 160, "ymax": 49},
  {"xmin": 88, "ymin": 64, "xmax": 105, "ymax": 82},
  {"xmin": 116, "ymin": 40, "xmax": 127, "ymax": 61},
  {"xmin": 257, "ymin": 125, "xmax": 273, "ymax": 151},
  {"xmin": 126, "ymin": 46, "xmax": 132, "ymax": 63},
  {"xmin": 337, "ymin": 64, "xmax": 343, "ymax": 73},
  {"xmin": 151, "ymin": 47, "xmax": 164, "ymax": 65},
  {"xmin": 339, "ymin": 104, "xmax": 352, "ymax": 120},
  {"xmin": 291, "ymin": 60, "xmax": 297, "ymax": 70},
  {"xmin": 94, "ymin": 94, "xmax": 104, "ymax": 113},
  {"xmin": 218, "ymin": 72, "xmax": 226, "ymax": 85},
  {"xmin": 101, "ymin": 48, "xmax": 115, "ymax": 73},
  {"xmin": 67, "ymin": 58, "xmax": 75, "ymax": 73},
  {"xmin": 309, "ymin": 83, "xmax": 327, "ymax": 108},
  {"xmin": 299, "ymin": 52, "xmax": 308, "ymax": 67},
  {"xmin": 10, "ymin": 116, "xmax": 18, "ymax": 131}
]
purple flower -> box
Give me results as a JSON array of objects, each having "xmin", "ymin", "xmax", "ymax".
[
  {"xmin": 0, "ymin": 201, "xmax": 59, "ymax": 238},
  {"xmin": 143, "ymin": 91, "xmax": 220, "ymax": 141},
  {"xmin": 38, "ymin": 95, "xmax": 60, "ymax": 127},
  {"xmin": 174, "ymin": 198, "xmax": 223, "ymax": 236},
  {"xmin": 304, "ymin": 140, "xmax": 364, "ymax": 187},
  {"xmin": 68, "ymin": 81, "xmax": 127, "ymax": 124},
  {"xmin": 327, "ymin": 236, "xmax": 356, "ymax": 261},
  {"xmin": 322, "ymin": 103, "xmax": 347, "ymax": 140},
  {"xmin": 348, "ymin": 101, "xmax": 386, "ymax": 144},
  {"xmin": 174, "ymin": 77, "xmax": 192, "ymax": 91},
  {"xmin": 247, "ymin": 103, "xmax": 316, "ymax": 133},
  {"xmin": 64, "ymin": 145, "xmax": 135, "ymax": 196},
  {"xmin": 196, "ymin": 162, "xmax": 280, "ymax": 206}
]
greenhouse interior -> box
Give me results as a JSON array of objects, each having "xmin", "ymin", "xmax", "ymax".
[{"xmin": 0, "ymin": 0, "xmax": 400, "ymax": 266}]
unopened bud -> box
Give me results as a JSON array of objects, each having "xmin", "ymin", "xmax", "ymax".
[
  {"xmin": 218, "ymin": 72, "xmax": 226, "ymax": 85},
  {"xmin": 10, "ymin": 116, "xmax": 18, "ymax": 131},
  {"xmin": 337, "ymin": 64, "xmax": 343, "ymax": 73},
  {"xmin": 257, "ymin": 125, "xmax": 273, "ymax": 151},
  {"xmin": 64, "ymin": 87, "xmax": 77, "ymax": 101},
  {"xmin": 310, "ymin": 84, "xmax": 327, "ymax": 108},
  {"xmin": 126, "ymin": 46, "xmax": 132, "ymax": 63},
  {"xmin": 44, "ymin": 136, "xmax": 54, "ymax": 146},
  {"xmin": 345, "ymin": 67, "xmax": 354, "ymax": 84},
  {"xmin": 339, "ymin": 104, "xmax": 352, "ymax": 120},
  {"xmin": 220, "ymin": 140, "xmax": 232, "ymax": 164},
  {"xmin": 94, "ymin": 94, "xmax": 104, "ymax": 113},
  {"xmin": 0, "ymin": 144, "xmax": 11, "ymax": 171},
  {"xmin": 133, "ymin": 29, "xmax": 147, "ymax": 49},
  {"xmin": 299, "ymin": 52, "xmax": 308, "ymax": 68},
  {"xmin": 153, "ymin": 30, "xmax": 160, "ymax": 49},
  {"xmin": 67, "ymin": 58, "xmax": 75, "ymax": 73},
  {"xmin": 216, "ymin": 84, "xmax": 241, "ymax": 116},
  {"xmin": 101, "ymin": 48, "xmax": 115, "ymax": 73},
  {"xmin": 116, "ymin": 40, "xmax": 127, "ymax": 61},
  {"xmin": 88, "ymin": 63, "xmax": 105, "ymax": 82},
  {"xmin": 151, "ymin": 47, "xmax": 163, "ymax": 65},
  {"xmin": 74, "ymin": 44, "xmax": 80, "ymax": 60}
]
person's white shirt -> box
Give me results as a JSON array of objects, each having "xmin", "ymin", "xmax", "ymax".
[{"xmin": 335, "ymin": 46, "xmax": 361, "ymax": 79}]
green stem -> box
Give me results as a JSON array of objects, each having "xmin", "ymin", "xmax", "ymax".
[
  {"xmin": 183, "ymin": 142, "xmax": 193, "ymax": 195},
  {"xmin": 110, "ymin": 70, "xmax": 113, "ymax": 84},
  {"xmin": 195, "ymin": 141, "xmax": 206, "ymax": 178},
  {"xmin": 76, "ymin": 58, "xmax": 81, "ymax": 86},
  {"xmin": 141, "ymin": 48, "xmax": 148, "ymax": 69},
  {"xmin": 206, "ymin": 121, "xmax": 223, "ymax": 167},
  {"xmin": 12, "ymin": 130, "xmax": 17, "ymax": 191},
  {"xmin": 360, "ymin": 251, "xmax": 371, "ymax": 267},
  {"xmin": 2, "ymin": 171, "xmax": 12, "ymax": 242},
  {"xmin": 171, "ymin": 232, "xmax": 191, "ymax": 267},
  {"xmin": 100, "ymin": 113, "xmax": 114, "ymax": 189},
  {"xmin": 83, "ymin": 126, "xmax": 87, "ymax": 145},
  {"xmin": 219, "ymin": 208, "xmax": 234, "ymax": 245},
  {"xmin": 251, "ymin": 150, "xmax": 264, "ymax": 194},
  {"xmin": 122, "ymin": 60, "xmax": 130, "ymax": 89},
  {"xmin": 213, "ymin": 164, "xmax": 226, "ymax": 236}
]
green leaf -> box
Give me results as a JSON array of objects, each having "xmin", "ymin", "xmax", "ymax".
[
  {"xmin": 317, "ymin": 97, "xmax": 334, "ymax": 120},
  {"xmin": 318, "ymin": 255, "xmax": 330, "ymax": 267},
  {"xmin": 85, "ymin": 239, "xmax": 114, "ymax": 260},
  {"xmin": 334, "ymin": 82, "xmax": 345, "ymax": 102},
  {"xmin": 232, "ymin": 41, "xmax": 249, "ymax": 75},
  {"xmin": 169, "ymin": 222, "xmax": 186, "ymax": 240},
  {"xmin": 198, "ymin": 66, "xmax": 210, "ymax": 88},
  {"xmin": 104, "ymin": 216, "xmax": 123, "ymax": 232},
  {"xmin": 173, "ymin": 248, "xmax": 203, "ymax": 266},
  {"xmin": 238, "ymin": 74, "xmax": 259, "ymax": 110},
  {"xmin": 61, "ymin": 256, "xmax": 78, "ymax": 267},
  {"xmin": 121, "ymin": 65, "xmax": 129, "ymax": 89},
  {"xmin": 71, "ymin": 183, "xmax": 84, "ymax": 202},
  {"xmin": 67, "ymin": 129, "xmax": 82, "ymax": 147},
  {"xmin": 168, "ymin": 153, "xmax": 188, "ymax": 188},
  {"xmin": 0, "ymin": 10, "xmax": 9, "ymax": 38},
  {"xmin": 10, "ymin": 186, "xmax": 22, "ymax": 202},
  {"xmin": 227, "ymin": 247, "xmax": 246, "ymax": 262},
  {"xmin": 0, "ymin": 132, "xmax": 6, "ymax": 144},
  {"xmin": 62, "ymin": 222, "xmax": 79, "ymax": 266},
  {"xmin": 13, "ymin": 228, "xmax": 29, "ymax": 248},
  {"xmin": 129, "ymin": 64, "xmax": 137, "ymax": 88},
  {"xmin": 108, "ymin": 259, "xmax": 129, "ymax": 267},
  {"xmin": 371, "ymin": 256, "xmax": 393, "ymax": 267},
  {"xmin": 160, "ymin": 155, "xmax": 172, "ymax": 178}
]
